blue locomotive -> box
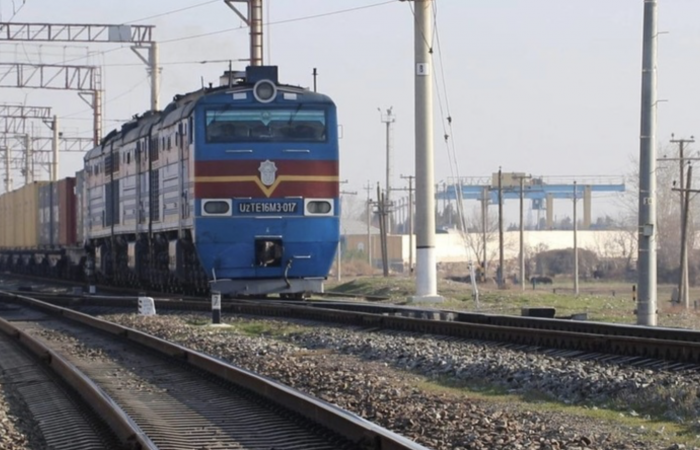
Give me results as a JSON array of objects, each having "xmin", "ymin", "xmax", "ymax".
[{"xmin": 1, "ymin": 66, "xmax": 340, "ymax": 297}]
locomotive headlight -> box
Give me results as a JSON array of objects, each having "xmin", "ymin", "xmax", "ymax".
[
  {"xmin": 305, "ymin": 199, "xmax": 333, "ymax": 216},
  {"xmin": 253, "ymin": 79, "xmax": 277, "ymax": 103}
]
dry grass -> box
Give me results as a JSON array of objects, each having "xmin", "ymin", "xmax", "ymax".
[{"xmin": 326, "ymin": 272, "xmax": 700, "ymax": 330}]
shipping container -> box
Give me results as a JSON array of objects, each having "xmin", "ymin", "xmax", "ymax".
[
  {"xmin": 37, "ymin": 178, "xmax": 77, "ymax": 247},
  {"xmin": 38, "ymin": 183, "xmax": 53, "ymax": 246},
  {"xmin": 0, "ymin": 192, "xmax": 7, "ymax": 247},
  {"xmin": 75, "ymin": 170, "xmax": 85, "ymax": 245},
  {"xmin": 3, "ymin": 182, "xmax": 46, "ymax": 248},
  {"xmin": 58, "ymin": 177, "xmax": 77, "ymax": 246}
]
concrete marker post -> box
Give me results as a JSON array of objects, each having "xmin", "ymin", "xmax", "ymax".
[{"xmin": 212, "ymin": 291, "xmax": 221, "ymax": 324}]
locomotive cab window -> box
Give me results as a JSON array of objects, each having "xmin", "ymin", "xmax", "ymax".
[{"xmin": 205, "ymin": 108, "xmax": 327, "ymax": 143}]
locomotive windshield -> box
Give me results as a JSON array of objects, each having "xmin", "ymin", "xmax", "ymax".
[{"xmin": 205, "ymin": 107, "xmax": 327, "ymax": 143}]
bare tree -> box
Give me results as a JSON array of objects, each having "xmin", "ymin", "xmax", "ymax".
[
  {"xmin": 617, "ymin": 149, "xmax": 698, "ymax": 283},
  {"xmin": 341, "ymin": 195, "xmax": 365, "ymax": 221},
  {"xmin": 458, "ymin": 205, "xmax": 495, "ymax": 265}
]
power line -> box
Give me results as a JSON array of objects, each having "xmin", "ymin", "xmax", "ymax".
[
  {"xmin": 162, "ymin": 0, "xmax": 399, "ymax": 44},
  {"xmin": 123, "ymin": 0, "xmax": 219, "ymax": 24},
  {"xmin": 90, "ymin": 59, "xmax": 234, "ymax": 68},
  {"xmin": 1, "ymin": 0, "xmax": 27, "ymax": 22},
  {"xmin": 61, "ymin": 75, "xmax": 149, "ymax": 119},
  {"xmin": 4, "ymin": 1, "xmax": 399, "ymax": 66}
]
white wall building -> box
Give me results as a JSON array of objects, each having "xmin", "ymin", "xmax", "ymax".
[{"xmin": 397, "ymin": 229, "xmax": 637, "ymax": 264}]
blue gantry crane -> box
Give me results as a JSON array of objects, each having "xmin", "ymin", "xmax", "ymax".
[{"xmin": 437, "ymin": 173, "xmax": 625, "ymax": 229}]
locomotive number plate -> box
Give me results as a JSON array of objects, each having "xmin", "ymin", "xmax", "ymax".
[{"xmin": 235, "ymin": 200, "xmax": 301, "ymax": 215}]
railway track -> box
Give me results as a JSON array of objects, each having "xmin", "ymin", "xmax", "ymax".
[
  {"xmin": 8, "ymin": 285, "xmax": 700, "ymax": 365},
  {"xmin": 0, "ymin": 289, "xmax": 430, "ymax": 450},
  {"xmin": 0, "ymin": 325, "xmax": 125, "ymax": 449},
  {"xmin": 5, "ymin": 273, "xmax": 700, "ymax": 363},
  {"xmin": 4, "ymin": 279, "xmax": 700, "ymax": 448}
]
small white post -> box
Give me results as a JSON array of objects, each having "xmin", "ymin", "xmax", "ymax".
[
  {"xmin": 212, "ymin": 291, "xmax": 222, "ymax": 324},
  {"xmin": 138, "ymin": 297, "xmax": 156, "ymax": 316}
]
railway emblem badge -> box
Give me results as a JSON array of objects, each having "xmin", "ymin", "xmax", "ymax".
[{"xmin": 259, "ymin": 160, "xmax": 277, "ymax": 186}]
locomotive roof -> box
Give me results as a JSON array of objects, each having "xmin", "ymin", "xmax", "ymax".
[{"xmin": 85, "ymin": 65, "xmax": 333, "ymax": 161}]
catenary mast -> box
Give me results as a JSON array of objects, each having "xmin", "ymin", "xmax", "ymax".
[
  {"xmin": 637, "ymin": 0, "xmax": 658, "ymax": 326},
  {"xmin": 411, "ymin": 0, "xmax": 442, "ymax": 302},
  {"xmin": 225, "ymin": 0, "xmax": 264, "ymax": 66}
]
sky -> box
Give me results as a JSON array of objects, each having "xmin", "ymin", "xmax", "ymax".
[{"xmin": 1, "ymin": 0, "xmax": 699, "ymax": 224}]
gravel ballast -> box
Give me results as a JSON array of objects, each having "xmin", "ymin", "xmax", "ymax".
[{"xmin": 101, "ymin": 312, "xmax": 700, "ymax": 450}]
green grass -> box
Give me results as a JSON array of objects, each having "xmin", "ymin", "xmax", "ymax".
[
  {"xmin": 326, "ymin": 276, "xmax": 700, "ymax": 329},
  {"xmin": 184, "ymin": 316, "xmax": 307, "ymax": 337},
  {"xmin": 226, "ymin": 320, "xmax": 306, "ymax": 337},
  {"xmin": 185, "ymin": 317, "xmax": 211, "ymax": 326},
  {"xmin": 415, "ymin": 376, "xmax": 700, "ymax": 446}
]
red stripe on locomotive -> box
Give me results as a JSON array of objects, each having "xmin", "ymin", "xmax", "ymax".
[{"xmin": 195, "ymin": 160, "xmax": 338, "ymax": 177}]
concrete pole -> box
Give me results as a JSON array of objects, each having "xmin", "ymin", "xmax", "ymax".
[
  {"xmin": 381, "ymin": 107, "xmax": 395, "ymax": 232},
  {"xmin": 378, "ymin": 184, "xmax": 389, "ymax": 277},
  {"xmin": 336, "ymin": 241, "xmax": 341, "ymax": 281},
  {"xmin": 482, "ymin": 187, "xmax": 488, "ymax": 276},
  {"xmin": 408, "ymin": 176, "xmax": 414, "ymax": 275},
  {"xmin": 637, "ymin": 0, "xmax": 658, "ymax": 326},
  {"xmin": 366, "ymin": 198, "xmax": 372, "ymax": 268},
  {"xmin": 250, "ymin": 0, "xmax": 263, "ymax": 66},
  {"xmin": 52, "ymin": 115, "xmax": 59, "ymax": 182},
  {"xmin": 149, "ymin": 42, "xmax": 160, "ymax": 111},
  {"xmin": 365, "ymin": 181, "xmax": 373, "ymax": 268},
  {"xmin": 24, "ymin": 134, "xmax": 32, "ymax": 184},
  {"xmin": 546, "ymin": 194, "xmax": 554, "ymax": 229},
  {"xmin": 3, "ymin": 138, "xmax": 10, "ymax": 192},
  {"xmin": 497, "ymin": 168, "xmax": 504, "ymax": 288},
  {"xmin": 669, "ymin": 136, "xmax": 694, "ymax": 306},
  {"xmin": 413, "ymin": 0, "xmax": 441, "ymax": 301},
  {"xmin": 678, "ymin": 164, "xmax": 692, "ymax": 308},
  {"xmin": 93, "ymin": 89, "xmax": 102, "ymax": 147},
  {"xmin": 679, "ymin": 140, "xmax": 686, "ymax": 306},
  {"xmin": 519, "ymin": 177, "xmax": 525, "ymax": 290},
  {"xmin": 573, "ymin": 182, "xmax": 579, "ymax": 295}
]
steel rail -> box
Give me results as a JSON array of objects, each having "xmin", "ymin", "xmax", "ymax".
[
  {"xmin": 0, "ymin": 310, "xmax": 156, "ymax": 450},
  {"xmin": 0, "ymin": 289, "xmax": 430, "ymax": 450}
]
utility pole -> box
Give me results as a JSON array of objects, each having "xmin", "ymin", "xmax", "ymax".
[
  {"xmin": 380, "ymin": 107, "xmax": 395, "ymax": 233},
  {"xmin": 3, "ymin": 136, "xmax": 10, "ymax": 192},
  {"xmin": 401, "ymin": 174, "xmax": 415, "ymax": 275},
  {"xmin": 514, "ymin": 174, "xmax": 531, "ymax": 290},
  {"xmin": 497, "ymin": 168, "xmax": 504, "ymax": 288},
  {"xmin": 24, "ymin": 134, "xmax": 32, "ymax": 184},
  {"xmin": 4, "ymin": 155, "xmax": 9, "ymax": 192},
  {"xmin": 637, "ymin": 0, "xmax": 658, "ymax": 326},
  {"xmin": 412, "ymin": 0, "xmax": 441, "ymax": 301},
  {"xmin": 51, "ymin": 115, "xmax": 59, "ymax": 182},
  {"xmin": 364, "ymin": 181, "xmax": 374, "ymax": 269},
  {"xmin": 377, "ymin": 183, "xmax": 389, "ymax": 277},
  {"xmin": 672, "ymin": 164, "xmax": 695, "ymax": 309},
  {"xmin": 149, "ymin": 43, "xmax": 160, "ymax": 110},
  {"xmin": 669, "ymin": 134, "xmax": 695, "ymax": 306},
  {"xmin": 573, "ymin": 181, "xmax": 579, "ymax": 295},
  {"xmin": 481, "ymin": 187, "xmax": 489, "ymax": 280}
]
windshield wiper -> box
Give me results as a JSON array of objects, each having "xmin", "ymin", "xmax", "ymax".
[{"xmin": 288, "ymin": 103, "xmax": 303, "ymax": 125}]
